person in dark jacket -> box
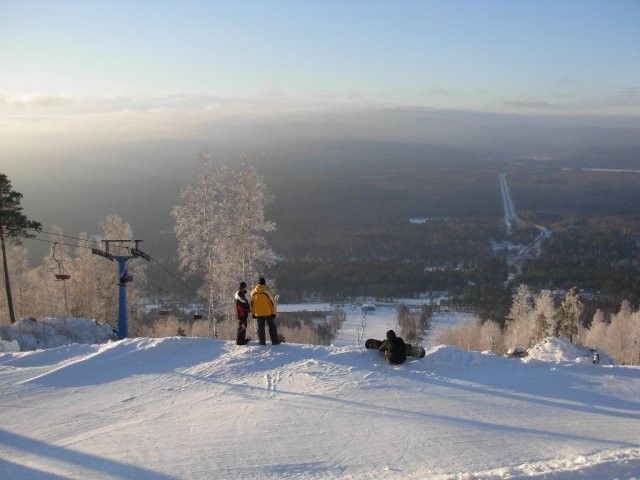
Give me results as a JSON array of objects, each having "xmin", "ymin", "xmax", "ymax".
[
  {"xmin": 235, "ymin": 282, "xmax": 251, "ymax": 345},
  {"xmin": 379, "ymin": 330, "xmax": 407, "ymax": 365}
]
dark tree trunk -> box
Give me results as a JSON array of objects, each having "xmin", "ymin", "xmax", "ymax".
[{"xmin": 0, "ymin": 226, "xmax": 16, "ymax": 324}]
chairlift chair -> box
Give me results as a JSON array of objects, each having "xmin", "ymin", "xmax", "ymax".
[
  {"xmin": 157, "ymin": 288, "xmax": 170, "ymax": 316},
  {"xmin": 52, "ymin": 242, "xmax": 71, "ymax": 281}
]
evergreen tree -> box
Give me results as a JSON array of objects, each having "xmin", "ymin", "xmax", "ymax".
[{"xmin": 0, "ymin": 173, "xmax": 42, "ymax": 323}]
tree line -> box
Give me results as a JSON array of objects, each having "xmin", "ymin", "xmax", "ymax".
[{"xmin": 439, "ymin": 284, "xmax": 640, "ymax": 365}]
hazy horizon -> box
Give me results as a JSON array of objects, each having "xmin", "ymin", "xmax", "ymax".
[{"xmin": 2, "ymin": 0, "xmax": 639, "ymax": 154}]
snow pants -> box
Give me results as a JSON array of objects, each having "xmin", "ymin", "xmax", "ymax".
[
  {"xmin": 236, "ymin": 316, "xmax": 249, "ymax": 344},
  {"xmin": 256, "ymin": 316, "xmax": 279, "ymax": 345}
]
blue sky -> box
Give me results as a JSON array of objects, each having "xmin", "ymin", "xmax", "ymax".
[{"xmin": 1, "ymin": 0, "xmax": 639, "ymax": 119}]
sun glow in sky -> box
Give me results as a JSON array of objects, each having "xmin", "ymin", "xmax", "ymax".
[{"xmin": 1, "ymin": 0, "xmax": 639, "ymax": 148}]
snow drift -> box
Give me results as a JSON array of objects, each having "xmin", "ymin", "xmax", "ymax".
[
  {"xmin": 526, "ymin": 337, "xmax": 613, "ymax": 365},
  {"xmin": 0, "ymin": 317, "xmax": 115, "ymax": 351}
]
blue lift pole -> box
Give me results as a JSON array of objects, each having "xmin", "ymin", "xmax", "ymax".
[
  {"xmin": 92, "ymin": 239, "xmax": 150, "ymax": 340},
  {"xmin": 117, "ymin": 256, "xmax": 128, "ymax": 340}
]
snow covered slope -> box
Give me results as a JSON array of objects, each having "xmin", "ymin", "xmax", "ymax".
[{"xmin": 1, "ymin": 338, "xmax": 639, "ymax": 479}]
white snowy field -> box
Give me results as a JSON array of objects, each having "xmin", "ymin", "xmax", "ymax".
[{"xmin": 1, "ymin": 336, "xmax": 639, "ymax": 479}]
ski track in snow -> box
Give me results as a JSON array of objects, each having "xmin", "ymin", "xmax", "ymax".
[{"xmin": 0, "ymin": 337, "xmax": 639, "ymax": 479}]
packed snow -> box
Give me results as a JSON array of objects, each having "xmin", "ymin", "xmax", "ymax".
[
  {"xmin": 1, "ymin": 334, "xmax": 639, "ymax": 479},
  {"xmin": 526, "ymin": 337, "xmax": 613, "ymax": 365}
]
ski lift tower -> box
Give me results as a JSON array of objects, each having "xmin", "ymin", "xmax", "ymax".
[{"xmin": 92, "ymin": 239, "xmax": 151, "ymax": 339}]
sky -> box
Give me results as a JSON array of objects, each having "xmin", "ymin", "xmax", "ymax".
[{"xmin": 1, "ymin": 0, "xmax": 639, "ymax": 151}]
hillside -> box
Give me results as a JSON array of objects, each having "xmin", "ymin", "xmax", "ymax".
[{"xmin": 1, "ymin": 337, "xmax": 639, "ymax": 479}]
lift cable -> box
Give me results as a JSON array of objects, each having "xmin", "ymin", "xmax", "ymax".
[
  {"xmin": 27, "ymin": 236, "xmax": 94, "ymax": 251},
  {"xmin": 148, "ymin": 258, "xmax": 200, "ymax": 297},
  {"xmin": 39, "ymin": 230, "xmax": 101, "ymax": 246}
]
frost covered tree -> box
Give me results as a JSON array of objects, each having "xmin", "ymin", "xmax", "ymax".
[
  {"xmin": 173, "ymin": 153, "xmax": 276, "ymax": 338},
  {"xmin": 555, "ymin": 287, "xmax": 583, "ymax": 343},
  {"xmin": 223, "ymin": 158, "xmax": 276, "ymax": 326},
  {"xmin": 69, "ymin": 232, "xmax": 105, "ymax": 320},
  {"xmin": 173, "ymin": 152, "xmax": 232, "ymax": 338},
  {"xmin": 505, "ymin": 283, "xmax": 533, "ymax": 348},
  {"xmin": 0, "ymin": 173, "xmax": 42, "ymax": 323},
  {"xmin": 228, "ymin": 158, "xmax": 276, "ymax": 283},
  {"xmin": 604, "ymin": 301, "xmax": 638, "ymax": 364},
  {"xmin": 584, "ymin": 309, "xmax": 607, "ymax": 349},
  {"xmin": 530, "ymin": 290, "xmax": 555, "ymax": 346},
  {"xmin": 0, "ymin": 245, "xmax": 33, "ymax": 323},
  {"xmin": 582, "ymin": 302, "xmax": 640, "ymax": 365}
]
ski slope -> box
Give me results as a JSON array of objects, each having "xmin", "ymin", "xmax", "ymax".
[
  {"xmin": 333, "ymin": 305, "xmax": 397, "ymax": 347},
  {"xmin": 500, "ymin": 172, "xmax": 520, "ymax": 235},
  {"xmin": 1, "ymin": 337, "xmax": 639, "ymax": 479},
  {"xmin": 332, "ymin": 305, "xmax": 477, "ymax": 349}
]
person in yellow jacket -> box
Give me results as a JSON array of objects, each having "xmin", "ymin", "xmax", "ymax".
[{"xmin": 250, "ymin": 277, "xmax": 280, "ymax": 345}]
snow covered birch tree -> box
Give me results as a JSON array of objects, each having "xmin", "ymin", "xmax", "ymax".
[
  {"xmin": 555, "ymin": 287, "xmax": 583, "ymax": 343},
  {"xmin": 228, "ymin": 158, "xmax": 276, "ymax": 283},
  {"xmin": 505, "ymin": 283, "xmax": 533, "ymax": 348},
  {"xmin": 584, "ymin": 309, "xmax": 607, "ymax": 349},
  {"xmin": 530, "ymin": 290, "xmax": 555, "ymax": 346},
  {"xmin": 173, "ymin": 154, "xmax": 276, "ymax": 338},
  {"xmin": 173, "ymin": 152, "xmax": 232, "ymax": 338}
]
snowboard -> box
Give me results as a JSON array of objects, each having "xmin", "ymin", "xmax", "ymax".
[{"xmin": 365, "ymin": 338, "xmax": 426, "ymax": 358}]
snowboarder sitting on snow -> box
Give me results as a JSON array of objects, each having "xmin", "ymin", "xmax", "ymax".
[
  {"xmin": 378, "ymin": 330, "xmax": 407, "ymax": 365},
  {"xmin": 235, "ymin": 282, "xmax": 251, "ymax": 345},
  {"xmin": 250, "ymin": 277, "xmax": 280, "ymax": 346}
]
